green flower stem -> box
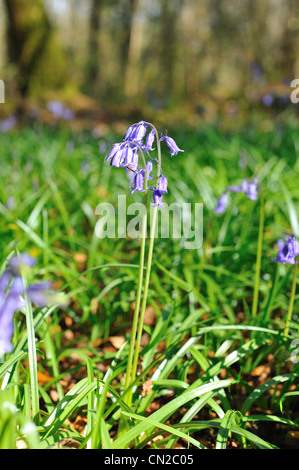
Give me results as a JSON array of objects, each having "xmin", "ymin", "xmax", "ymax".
[
  {"xmin": 127, "ymin": 134, "xmax": 162, "ymax": 404},
  {"xmin": 129, "ymin": 204, "xmax": 158, "ymax": 402},
  {"xmin": 263, "ymin": 261, "xmax": 280, "ymax": 324},
  {"xmin": 123, "ymin": 192, "xmax": 148, "ymax": 402},
  {"xmin": 252, "ymin": 189, "xmax": 264, "ymax": 319},
  {"xmin": 284, "ymin": 262, "xmax": 298, "ymax": 337},
  {"xmin": 124, "ymin": 133, "xmax": 162, "ymax": 408},
  {"xmin": 22, "ymin": 278, "xmax": 40, "ymax": 425}
]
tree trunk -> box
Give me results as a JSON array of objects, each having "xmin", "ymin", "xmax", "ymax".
[
  {"xmin": 86, "ymin": 0, "xmax": 102, "ymax": 92},
  {"xmin": 123, "ymin": 0, "xmax": 144, "ymax": 98},
  {"xmin": 4, "ymin": 0, "xmax": 68, "ymax": 98},
  {"xmin": 159, "ymin": 0, "xmax": 178, "ymax": 96}
]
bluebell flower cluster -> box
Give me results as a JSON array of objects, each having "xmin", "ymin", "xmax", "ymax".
[
  {"xmin": 272, "ymin": 235, "xmax": 299, "ymax": 265},
  {"xmin": 214, "ymin": 178, "xmax": 260, "ymax": 214},
  {"xmin": 105, "ymin": 121, "xmax": 183, "ymax": 207},
  {"xmin": 0, "ymin": 253, "xmax": 67, "ymax": 355}
]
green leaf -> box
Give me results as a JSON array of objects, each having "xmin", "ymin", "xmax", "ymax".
[
  {"xmin": 241, "ymin": 373, "xmax": 298, "ymax": 415},
  {"xmin": 112, "ymin": 379, "xmax": 235, "ymax": 449},
  {"xmin": 121, "ymin": 411, "xmax": 206, "ymax": 449}
]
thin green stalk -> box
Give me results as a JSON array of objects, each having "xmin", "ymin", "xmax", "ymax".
[
  {"xmin": 123, "ymin": 194, "xmax": 148, "ymax": 401},
  {"xmin": 22, "ymin": 279, "xmax": 40, "ymax": 425},
  {"xmin": 263, "ymin": 262, "xmax": 280, "ymax": 324},
  {"xmin": 252, "ymin": 189, "xmax": 264, "ymax": 319},
  {"xmin": 128, "ymin": 133, "xmax": 162, "ymax": 402},
  {"xmin": 284, "ymin": 263, "xmax": 298, "ymax": 337},
  {"xmin": 118, "ymin": 128, "xmax": 162, "ymax": 440},
  {"xmin": 122, "ymin": 145, "xmax": 149, "ymax": 397},
  {"xmin": 129, "ymin": 205, "xmax": 158, "ymax": 402}
]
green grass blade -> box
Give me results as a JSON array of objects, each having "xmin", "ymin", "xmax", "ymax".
[
  {"xmin": 121, "ymin": 411, "xmax": 206, "ymax": 449},
  {"xmin": 112, "ymin": 379, "xmax": 235, "ymax": 449}
]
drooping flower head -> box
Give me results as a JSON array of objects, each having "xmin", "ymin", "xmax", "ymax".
[
  {"xmin": 157, "ymin": 175, "xmax": 168, "ymax": 194},
  {"xmin": 151, "ymin": 189, "xmax": 164, "ymax": 207},
  {"xmin": 140, "ymin": 161, "xmax": 154, "ymax": 181},
  {"xmin": 105, "ymin": 121, "xmax": 184, "ymax": 207},
  {"xmin": 159, "ymin": 136, "xmax": 184, "ymax": 156},
  {"xmin": 130, "ymin": 172, "xmax": 145, "ymax": 194},
  {"xmin": 272, "ymin": 235, "xmax": 299, "ymax": 265}
]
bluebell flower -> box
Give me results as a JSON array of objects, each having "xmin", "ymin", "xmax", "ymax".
[
  {"xmin": 124, "ymin": 124, "xmax": 136, "ymax": 141},
  {"xmin": 214, "ymin": 193, "xmax": 228, "ymax": 214},
  {"xmin": 160, "ymin": 136, "xmax": 184, "ymax": 156},
  {"xmin": 130, "ymin": 121, "xmax": 148, "ymax": 143},
  {"xmin": 130, "ymin": 172, "xmax": 145, "ymax": 194},
  {"xmin": 105, "ymin": 143, "xmax": 122, "ymax": 164},
  {"xmin": 0, "ymin": 254, "xmax": 68, "ymax": 354},
  {"xmin": 8, "ymin": 253, "xmax": 36, "ymax": 276},
  {"xmin": 245, "ymin": 182, "xmax": 259, "ymax": 201},
  {"xmin": 26, "ymin": 282, "xmax": 64, "ymax": 307},
  {"xmin": 157, "ymin": 175, "xmax": 168, "ymax": 194},
  {"xmin": 141, "ymin": 161, "xmax": 154, "ymax": 181},
  {"xmin": 272, "ymin": 235, "xmax": 299, "ymax": 265},
  {"xmin": 105, "ymin": 120, "xmax": 184, "ymax": 204},
  {"xmin": 144, "ymin": 128, "xmax": 156, "ymax": 152},
  {"xmin": 0, "ymin": 293, "xmax": 25, "ymax": 354},
  {"xmin": 151, "ymin": 189, "xmax": 164, "ymax": 207},
  {"xmin": 110, "ymin": 145, "xmax": 126, "ymax": 167},
  {"xmin": 125, "ymin": 151, "xmax": 139, "ymax": 173},
  {"xmin": 121, "ymin": 145, "xmax": 138, "ymax": 169},
  {"xmin": 214, "ymin": 178, "xmax": 260, "ymax": 213},
  {"xmin": 0, "ymin": 271, "xmax": 11, "ymax": 294}
]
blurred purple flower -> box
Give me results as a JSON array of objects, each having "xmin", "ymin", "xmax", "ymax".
[
  {"xmin": 250, "ymin": 61, "xmax": 264, "ymax": 83},
  {"xmin": 0, "ymin": 254, "xmax": 68, "ymax": 354},
  {"xmin": 214, "ymin": 193, "xmax": 228, "ymax": 214},
  {"xmin": 272, "ymin": 235, "xmax": 299, "ymax": 265},
  {"xmin": 6, "ymin": 197, "xmax": 15, "ymax": 211},
  {"xmin": 62, "ymin": 108, "xmax": 74, "ymax": 121},
  {"xmin": 47, "ymin": 100, "xmax": 74, "ymax": 121},
  {"xmin": 0, "ymin": 115, "xmax": 17, "ymax": 133},
  {"xmin": 8, "ymin": 253, "xmax": 36, "ymax": 276},
  {"xmin": 0, "ymin": 293, "xmax": 25, "ymax": 354},
  {"xmin": 246, "ymin": 182, "xmax": 259, "ymax": 201},
  {"xmin": 262, "ymin": 94, "xmax": 274, "ymax": 107},
  {"xmin": 215, "ymin": 178, "xmax": 260, "ymax": 213}
]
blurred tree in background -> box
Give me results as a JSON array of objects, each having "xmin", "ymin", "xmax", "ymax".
[
  {"xmin": 3, "ymin": 0, "xmax": 69, "ymax": 99},
  {"xmin": 0, "ymin": 0, "xmax": 298, "ymax": 119}
]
